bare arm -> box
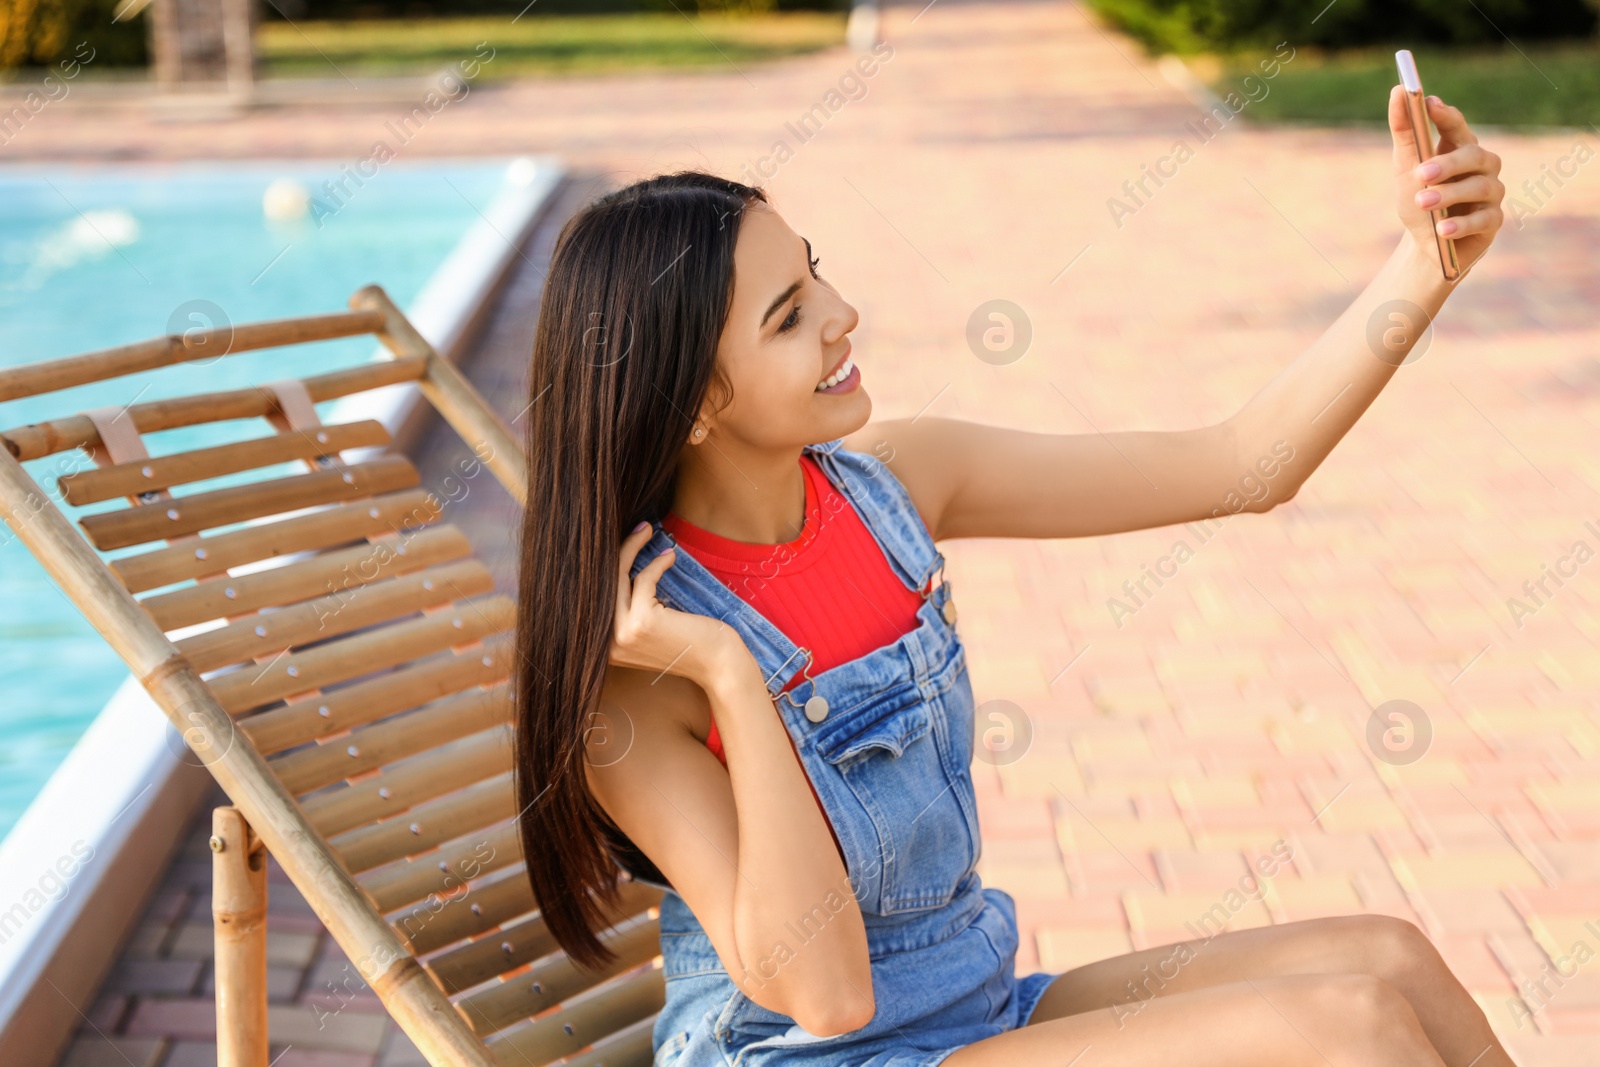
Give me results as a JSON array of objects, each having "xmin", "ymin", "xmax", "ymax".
[
  {"xmin": 584, "ymin": 527, "xmax": 873, "ymax": 1036},
  {"xmin": 847, "ymin": 89, "xmax": 1502, "ymax": 542}
]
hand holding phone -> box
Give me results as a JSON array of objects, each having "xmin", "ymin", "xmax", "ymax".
[{"xmin": 1395, "ymin": 50, "xmax": 1461, "ymax": 281}]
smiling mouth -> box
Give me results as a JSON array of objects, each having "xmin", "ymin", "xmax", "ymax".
[{"xmin": 815, "ymin": 349, "xmax": 854, "ymax": 391}]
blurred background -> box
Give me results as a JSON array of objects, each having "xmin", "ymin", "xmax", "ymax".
[
  {"xmin": 1, "ymin": 1, "xmax": 1598, "ymax": 1065},
  {"xmin": 4, "ymin": 0, "xmax": 1598, "ymax": 122}
]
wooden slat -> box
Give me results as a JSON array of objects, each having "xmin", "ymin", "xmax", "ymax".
[
  {"xmin": 80, "ymin": 454, "xmax": 419, "ymax": 551},
  {"xmin": 272, "ymin": 685, "xmax": 509, "ymax": 797},
  {"xmin": 433, "ymin": 914, "xmax": 560, "ymax": 998},
  {"xmin": 460, "ymin": 914, "xmax": 660, "ymax": 1037},
  {"xmin": 484, "ymin": 968, "xmax": 665, "ymax": 1064},
  {"xmin": 209, "ymin": 594, "xmax": 512, "ymax": 714},
  {"xmin": 329, "ymin": 773, "xmax": 514, "ymax": 875},
  {"xmin": 427, "ymin": 881, "xmax": 662, "ymax": 997},
  {"xmin": 359, "ymin": 821, "xmax": 522, "ymax": 914},
  {"xmin": 59, "ymin": 421, "xmax": 390, "ymax": 506},
  {"xmin": 0, "ymin": 309, "xmax": 385, "ymax": 403},
  {"xmin": 354, "ymin": 286, "xmax": 528, "ymax": 507},
  {"xmin": 113, "ymin": 488, "xmax": 441, "ymax": 595},
  {"xmin": 559, "ymin": 1014, "xmax": 655, "ymax": 1067},
  {"xmin": 401, "ymin": 866, "xmax": 535, "ymax": 957},
  {"xmin": 242, "ymin": 639, "xmax": 510, "ymax": 756},
  {"xmin": 1, "ymin": 357, "xmax": 424, "ymax": 462},
  {"xmin": 141, "ymin": 524, "xmax": 471, "ymax": 632},
  {"xmin": 177, "ymin": 559, "xmax": 494, "ymax": 673},
  {"xmin": 303, "ymin": 728, "xmax": 513, "ymax": 838},
  {"xmin": 0, "ymin": 412, "xmax": 503, "ymax": 1067}
]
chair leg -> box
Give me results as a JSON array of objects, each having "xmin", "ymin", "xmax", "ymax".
[{"xmin": 212, "ymin": 805, "xmax": 269, "ymax": 1067}]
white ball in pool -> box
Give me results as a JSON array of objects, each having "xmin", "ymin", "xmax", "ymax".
[
  {"xmin": 506, "ymin": 157, "xmax": 540, "ymax": 187},
  {"xmin": 263, "ymin": 179, "xmax": 310, "ymax": 221}
]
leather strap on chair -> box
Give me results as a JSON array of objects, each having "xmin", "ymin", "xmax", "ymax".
[
  {"xmin": 84, "ymin": 406, "xmax": 160, "ymax": 503},
  {"xmin": 83, "ymin": 407, "xmax": 202, "ymax": 557},
  {"xmin": 264, "ymin": 378, "xmax": 321, "ymax": 433},
  {"xmin": 265, "ymin": 378, "xmax": 336, "ymax": 472}
]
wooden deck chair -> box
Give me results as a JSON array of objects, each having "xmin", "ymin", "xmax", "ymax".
[{"xmin": 0, "ymin": 286, "xmax": 664, "ymax": 1067}]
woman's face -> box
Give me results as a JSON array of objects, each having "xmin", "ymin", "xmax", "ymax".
[{"xmin": 697, "ymin": 200, "xmax": 867, "ymax": 450}]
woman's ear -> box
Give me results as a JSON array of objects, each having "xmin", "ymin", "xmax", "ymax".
[{"xmin": 689, "ymin": 363, "xmax": 734, "ymax": 447}]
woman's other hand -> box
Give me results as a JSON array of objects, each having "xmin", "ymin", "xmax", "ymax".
[
  {"xmin": 611, "ymin": 522, "xmax": 743, "ymax": 686},
  {"xmin": 1390, "ymin": 86, "xmax": 1505, "ymax": 277}
]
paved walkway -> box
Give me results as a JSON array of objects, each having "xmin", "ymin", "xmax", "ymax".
[{"xmin": 45, "ymin": 1, "xmax": 1600, "ymax": 1064}]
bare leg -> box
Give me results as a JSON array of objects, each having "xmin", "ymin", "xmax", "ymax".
[
  {"xmin": 1022, "ymin": 915, "xmax": 1510, "ymax": 1067},
  {"xmin": 943, "ymin": 972, "xmax": 1446, "ymax": 1066}
]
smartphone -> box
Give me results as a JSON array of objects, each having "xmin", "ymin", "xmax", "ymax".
[{"xmin": 1395, "ymin": 49, "xmax": 1461, "ymax": 281}]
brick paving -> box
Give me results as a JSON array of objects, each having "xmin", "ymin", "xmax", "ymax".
[
  {"xmin": 54, "ymin": 784, "xmax": 409, "ymax": 1067},
  {"xmin": 43, "ymin": 0, "xmax": 1600, "ymax": 1063}
]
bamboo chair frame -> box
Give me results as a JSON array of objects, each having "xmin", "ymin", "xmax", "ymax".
[{"xmin": 0, "ymin": 286, "xmax": 664, "ymax": 1067}]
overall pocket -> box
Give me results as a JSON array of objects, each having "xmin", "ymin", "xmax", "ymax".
[
  {"xmin": 814, "ymin": 683, "xmax": 979, "ymax": 914},
  {"xmin": 653, "ymin": 1026, "xmax": 691, "ymax": 1067}
]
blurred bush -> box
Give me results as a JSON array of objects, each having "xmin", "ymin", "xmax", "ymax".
[
  {"xmin": 264, "ymin": 0, "xmax": 846, "ymax": 17},
  {"xmin": 0, "ymin": 0, "xmax": 841, "ymax": 70},
  {"xmin": 1088, "ymin": 0, "xmax": 1598, "ymax": 53},
  {"xmin": 0, "ymin": 0, "xmax": 146, "ymax": 68}
]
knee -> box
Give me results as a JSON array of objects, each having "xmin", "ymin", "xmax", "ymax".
[
  {"xmin": 1310, "ymin": 973, "xmax": 1427, "ymax": 1048},
  {"xmin": 1335, "ymin": 973, "xmax": 1410, "ymax": 1022},
  {"xmin": 1341, "ymin": 914, "xmax": 1442, "ymax": 985}
]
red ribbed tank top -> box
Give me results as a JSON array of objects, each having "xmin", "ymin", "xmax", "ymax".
[{"xmin": 662, "ymin": 454, "xmax": 924, "ymax": 794}]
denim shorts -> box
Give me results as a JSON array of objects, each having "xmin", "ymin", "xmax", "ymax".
[{"xmin": 652, "ymin": 885, "xmax": 1059, "ymax": 1067}]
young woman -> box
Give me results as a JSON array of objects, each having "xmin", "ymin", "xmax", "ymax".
[{"xmin": 512, "ymin": 85, "xmax": 1512, "ymax": 1067}]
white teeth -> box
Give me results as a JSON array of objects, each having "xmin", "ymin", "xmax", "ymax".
[{"xmin": 816, "ymin": 356, "xmax": 853, "ymax": 391}]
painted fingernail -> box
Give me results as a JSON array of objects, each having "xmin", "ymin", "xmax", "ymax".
[
  {"xmin": 1416, "ymin": 189, "xmax": 1441, "ymax": 207},
  {"xmin": 1417, "ymin": 162, "xmax": 1441, "ymax": 181},
  {"xmin": 1437, "ymin": 219, "xmax": 1457, "ymax": 236},
  {"xmin": 633, "ymin": 520, "xmax": 650, "ymax": 534}
]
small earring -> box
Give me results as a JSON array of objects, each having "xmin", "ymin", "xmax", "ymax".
[{"xmin": 693, "ymin": 427, "xmax": 705, "ymax": 438}]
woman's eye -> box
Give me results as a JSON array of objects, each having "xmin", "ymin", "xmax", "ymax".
[
  {"xmin": 808, "ymin": 255, "xmax": 821, "ymax": 280},
  {"xmin": 778, "ymin": 305, "xmax": 801, "ymax": 333}
]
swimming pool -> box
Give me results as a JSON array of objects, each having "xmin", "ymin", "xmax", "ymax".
[{"xmin": 0, "ymin": 159, "xmax": 524, "ymax": 843}]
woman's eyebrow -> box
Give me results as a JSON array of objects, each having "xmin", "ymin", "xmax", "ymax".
[
  {"xmin": 759, "ymin": 237, "xmax": 813, "ymax": 329},
  {"xmin": 761, "ymin": 281, "xmax": 803, "ymax": 328}
]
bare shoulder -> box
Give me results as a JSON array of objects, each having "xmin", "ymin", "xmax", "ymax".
[
  {"xmin": 599, "ymin": 663, "xmax": 713, "ymax": 728},
  {"xmin": 586, "ymin": 666, "xmax": 743, "ymax": 985},
  {"xmin": 583, "ymin": 664, "xmax": 714, "ymax": 797},
  {"xmin": 840, "ymin": 417, "xmax": 970, "ymax": 540},
  {"xmin": 583, "ymin": 662, "xmax": 742, "ymax": 973}
]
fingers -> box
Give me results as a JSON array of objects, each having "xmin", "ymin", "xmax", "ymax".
[
  {"xmin": 1415, "ymin": 173, "xmax": 1504, "ymax": 212},
  {"xmin": 1387, "ymin": 85, "xmax": 1424, "ymax": 172},
  {"xmin": 616, "ymin": 521, "xmax": 654, "ymax": 616},
  {"xmin": 1387, "ymin": 84, "xmax": 1415, "ymax": 144},
  {"xmin": 1416, "ymin": 143, "xmax": 1500, "ymax": 184},
  {"xmin": 1426, "ymin": 94, "xmax": 1478, "ymax": 147},
  {"xmin": 630, "ymin": 546, "xmax": 677, "ymax": 614},
  {"xmin": 1435, "ymin": 204, "xmax": 1502, "ymax": 239}
]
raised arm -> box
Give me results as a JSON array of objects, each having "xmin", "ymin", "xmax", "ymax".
[
  {"xmin": 850, "ymin": 87, "xmax": 1502, "ymax": 543},
  {"xmin": 584, "ymin": 526, "xmax": 873, "ymax": 1037}
]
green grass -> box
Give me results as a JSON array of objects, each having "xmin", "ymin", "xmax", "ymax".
[
  {"xmin": 1208, "ymin": 43, "xmax": 1600, "ymax": 129},
  {"xmin": 257, "ymin": 13, "xmax": 848, "ymax": 79}
]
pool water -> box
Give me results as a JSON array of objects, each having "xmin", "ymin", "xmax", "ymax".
[{"xmin": 0, "ymin": 159, "xmax": 520, "ymax": 843}]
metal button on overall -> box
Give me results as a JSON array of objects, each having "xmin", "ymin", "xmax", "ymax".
[
  {"xmin": 804, "ymin": 694, "xmax": 830, "ymax": 722},
  {"xmin": 933, "ymin": 579, "xmax": 957, "ymax": 625}
]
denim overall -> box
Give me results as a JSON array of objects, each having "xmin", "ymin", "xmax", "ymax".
[{"xmin": 626, "ymin": 438, "xmax": 1059, "ymax": 1067}]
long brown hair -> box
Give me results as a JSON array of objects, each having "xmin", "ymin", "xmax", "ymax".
[{"xmin": 513, "ymin": 171, "xmax": 768, "ymax": 970}]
